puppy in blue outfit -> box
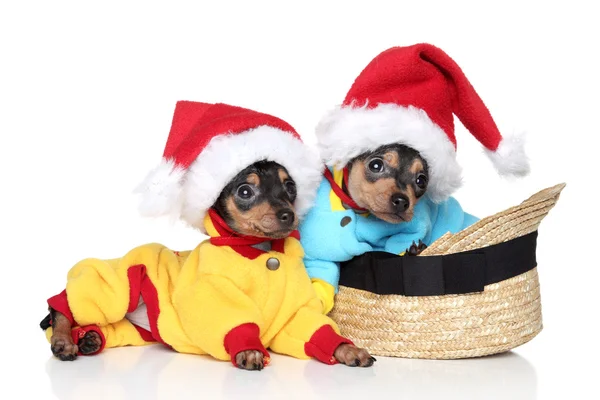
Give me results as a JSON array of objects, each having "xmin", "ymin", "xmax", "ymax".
[{"xmin": 299, "ymin": 43, "xmax": 530, "ymax": 314}]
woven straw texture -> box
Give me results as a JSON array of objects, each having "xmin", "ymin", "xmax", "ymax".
[{"xmin": 329, "ymin": 183, "xmax": 566, "ymax": 359}]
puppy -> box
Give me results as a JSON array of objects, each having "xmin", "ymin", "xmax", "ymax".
[
  {"xmin": 345, "ymin": 144, "xmax": 429, "ymax": 255},
  {"xmin": 299, "ymin": 142, "xmax": 477, "ymax": 314},
  {"xmin": 41, "ymin": 160, "xmax": 375, "ymax": 370}
]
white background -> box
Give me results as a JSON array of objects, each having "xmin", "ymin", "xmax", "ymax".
[{"xmin": 1, "ymin": 1, "xmax": 598, "ymax": 399}]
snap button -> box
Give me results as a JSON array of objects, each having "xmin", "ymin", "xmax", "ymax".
[
  {"xmin": 266, "ymin": 257, "xmax": 280, "ymax": 271},
  {"xmin": 340, "ymin": 216, "xmax": 352, "ymax": 227}
]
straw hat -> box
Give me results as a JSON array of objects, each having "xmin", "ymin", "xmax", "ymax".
[{"xmin": 329, "ymin": 183, "xmax": 565, "ymax": 359}]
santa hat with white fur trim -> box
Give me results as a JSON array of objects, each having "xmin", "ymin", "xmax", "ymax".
[
  {"xmin": 316, "ymin": 43, "xmax": 529, "ymax": 203},
  {"xmin": 135, "ymin": 101, "xmax": 323, "ymax": 232}
]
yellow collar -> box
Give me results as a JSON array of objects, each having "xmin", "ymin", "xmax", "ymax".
[
  {"xmin": 328, "ymin": 168, "xmax": 370, "ymax": 216},
  {"xmin": 203, "ymin": 214, "xmax": 220, "ymax": 237}
]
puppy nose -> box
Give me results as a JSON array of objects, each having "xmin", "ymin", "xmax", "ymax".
[
  {"xmin": 276, "ymin": 209, "xmax": 295, "ymax": 227},
  {"xmin": 391, "ymin": 194, "xmax": 409, "ymax": 211}
]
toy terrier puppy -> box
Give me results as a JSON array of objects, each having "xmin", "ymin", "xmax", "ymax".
[{"xmin": 41, "ymin": 160, "xmax": 375, "ymax": 370}]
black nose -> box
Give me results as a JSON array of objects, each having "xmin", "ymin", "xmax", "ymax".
[
  {"xmin": 391, "ymin": 194, "xmax": 409, "ymax": 211},
  {"xmin": 276, "ymin": 209, "xmax": 295, "ymax": 227}
]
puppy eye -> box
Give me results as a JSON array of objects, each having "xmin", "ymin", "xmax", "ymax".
[
  {"xmin": 416, "ymin": 174, "xmax": 428, "ymax": 189},
  {"xmin": 237, "ymin": 184, "xmax": 255, "ymax": 200},
  {"xmin": 368, "ymin": 158, "xmax": 384, "ymax": 173},
  {"xmin": 284, "ymin": 180, "xmax": 297, "ymax": 196}
]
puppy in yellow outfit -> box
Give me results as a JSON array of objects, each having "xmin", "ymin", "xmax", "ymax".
[{"xmin": 42, "ymin": 101, "xmax": 375, "ymax": 370}]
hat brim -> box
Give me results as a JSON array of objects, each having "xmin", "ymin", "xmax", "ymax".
[
  {"xmin": 136, "ymin": 126, "xmax": 324, "ymax": 233},
  {"xmin": 315, "ymin": 103, "xmax": 463, "ymax": 203}
]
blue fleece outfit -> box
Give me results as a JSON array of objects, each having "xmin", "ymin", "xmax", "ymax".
[{"xmin": 298, "ymin": 168, "xmax": 478, "ymax": 312}]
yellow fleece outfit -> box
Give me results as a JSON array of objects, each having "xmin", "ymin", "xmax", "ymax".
[{"xmin": 45, "ymin": 212, "xmax": 352, "ymax": 365}]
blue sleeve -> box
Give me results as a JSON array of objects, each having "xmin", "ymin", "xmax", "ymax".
[
  {"xmin": 300, "ymin": 206, "xmax": 370, "ymax": 292},
  {"xmin": 303, "ymin": 255, "xmax": 341, "ymax": 292},
  {"xmin": 298, "ymin": 178, "xmax": 373, "ymax": 291}
]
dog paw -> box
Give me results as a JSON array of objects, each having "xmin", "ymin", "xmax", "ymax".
[
  {"xmin": 51, "ymin": 333, "xmax": 78, "ymax": 361},
  {"xmin": 235, "ymin": 350, "xmax": 265, "ymax": 371},
  {"xmin": 406, "ymin": 240, "xmax": 427, "ymax": 256},
  {"xmin": 78, "ymin": 331, "xmax": 102, "ymax": 355},
  {"xmin": 334, "ymin": 344, "xmax": 376, "ymax": 367}
]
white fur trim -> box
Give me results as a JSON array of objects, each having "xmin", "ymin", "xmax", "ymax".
[
  {"xmin": 485, "ymin": 134, "xmax": 530, "ymax": 177},
  {"xmin": 315, "ymin": 103, "xmax": 462, "ymax": 202},
  {"xmin": 136, "ymin": 126, "xmax": 324, "ymax": 233},
  {"xmin": 134, "ymin": 158, "xmax": 185, "ymax": 222}
]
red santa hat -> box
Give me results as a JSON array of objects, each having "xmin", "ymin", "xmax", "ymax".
[
  {"xmin": 315, "ymin": 43, "xmax": 530, "ymax": 202},
  {"xmin": 135, "ymin": 101, "xmax": 323, "ymax": 232}
]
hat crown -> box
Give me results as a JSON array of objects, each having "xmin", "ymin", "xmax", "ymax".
[
  {"xmin": 162, "ymin": 101, "xmax": 213, "ymax": 158},
  {"xmin": 344, "ymin": 44, "xmax": 457, "ymax": 146},
  {"xmin": 164, "ymin": 101, "xmax": 300, "ymax": 169}
]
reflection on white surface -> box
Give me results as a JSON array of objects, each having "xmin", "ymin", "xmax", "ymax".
[{"xmin": 45, "ymin": 345, "xmax": 537, "ymax": 400}]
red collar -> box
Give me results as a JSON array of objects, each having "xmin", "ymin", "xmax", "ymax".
[
  {"xmin": 323, "ymin": 168, "xmax": 369, "ymax": 213},
  {"xmin": 208, "ymin": 208, "xmax": 300, "ymax": 260}
]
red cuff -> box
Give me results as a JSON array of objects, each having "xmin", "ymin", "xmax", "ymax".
[
  {"xmin": 133, "ymin": 324, "xmax": 156, "ymax": 343},
  {"xmin": 224, "ymin": 323, "xmax": 270, "ymax": 366},
  {"xmin": 71, "ymin": 325, "xmax": 106, "ymax": 356},
  {"xmin": 304, "ymin": 325, "xmax": 353, "ymax": 365},
  {"xmin": 47, "ymin": 289, "xmax": 75, "ymax": 325}
]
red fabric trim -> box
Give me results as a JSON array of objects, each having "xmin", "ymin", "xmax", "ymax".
[
  {"xmin": 127, "ymin": 265, "xmax": 167, "ymax": 346},
  {"xmin": 304, "ymin": 325, "xmax": 354, "ymax": 365},
  {"xmin": 224, "ymin": 323, "xmax": 270, "ymax": 367},
  {"xmin": 47, "ymin": 289, "xmax": 75, "ymax": 325},
  {"xmin": 208, "ymin": 208, "xmax": 272, "ymax": 245},
  {"xmin": 289, "ymin": 230, "xmax": 300, "ymax": 241},
  {"xmin": 271, "ymin": 239, "xmax": 285, "ymax": 254},
  {"xmin": 208, "ymin": 208, "xmax": 297, "ymax": 260},
  {"xmin": 342, "ymin": 168, "xmax": 353, "ymax": 197},
  {"xmin": 127, "ymin": 266, "xmax": 144, "ymax": 313},
  {"xmin": 133, "ymin": 324, "xmax": 155, "ymax": 343},
  {"xmin": 323, "ymin": 168, "xmax": 368, "ymax": 213},
  {"xmin": 72, "ymin": 325, "xmax": 106, "ymax": 356}
]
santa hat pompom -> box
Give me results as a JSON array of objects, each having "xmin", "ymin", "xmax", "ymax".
[{"xmin": 485, "ymin": 133, "xmax": 530, "ymax": 177}]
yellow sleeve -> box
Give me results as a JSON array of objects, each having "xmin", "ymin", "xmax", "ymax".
[
  {"xmin": 269, "ymin": 298, "xmax": 351, "ymax": 363},
  {"xmin": 173, "ymin": 274, "xmax": 266, "ymax": 361},
  {"xmin": 311, "ymin": 278, "xmax": 336, "ymax": 315}
]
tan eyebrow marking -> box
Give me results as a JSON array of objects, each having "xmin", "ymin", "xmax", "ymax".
[
  {"xmin": 278, "ymin": 169, "xmax": 290, "ymax": 184},
  {"xmin": 383, "ymin": 151, "xmax": 399, "ymax": 168},
  {"xmin": 246, "ymin": 173, "xmax": 260, "ymax": 186}
]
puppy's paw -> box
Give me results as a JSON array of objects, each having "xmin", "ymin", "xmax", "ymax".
[
  {"xmin": 51, "ymin": 333, "xmax": 78, "ymax": 361},
  {"xmin": 78, "ymin": 331, "xmax": 102, "ymax": 355},
  {"xmin": 334, "ymin": 344, "xmax": 376, "ymax": 367},
  {"xmin": 406, "ymin": 240, "xmax": 427, "ymax": 256},
  {"xmin": 235, "ymin": 350, "xmax": 265, "ymax": 371}
]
